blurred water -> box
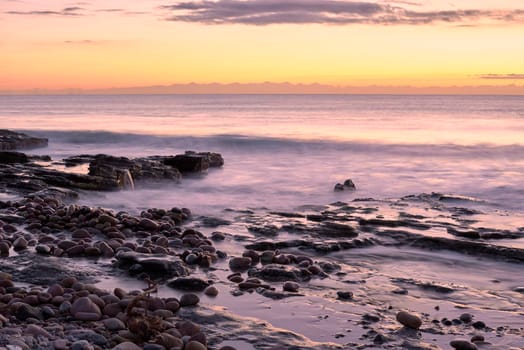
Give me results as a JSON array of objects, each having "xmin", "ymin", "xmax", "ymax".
[{"xmin": 1, "ymin": 94, "xmax": 523, "ymax": 215}]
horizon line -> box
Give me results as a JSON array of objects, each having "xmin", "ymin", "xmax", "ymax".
[{"xmin": 1, "ymin": 82, "xmax": 524, "ymax": 96}]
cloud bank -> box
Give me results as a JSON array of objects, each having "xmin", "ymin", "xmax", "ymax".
[{"xmin": 160, "ymin": 0, "xmax": 524, "ymax": 25}]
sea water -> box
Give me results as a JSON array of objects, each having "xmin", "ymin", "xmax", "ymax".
[{"xmin": 1, "ymin": 94, "xmax": 524, "ymax": 216}]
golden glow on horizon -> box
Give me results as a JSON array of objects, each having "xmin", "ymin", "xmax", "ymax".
[{"xmin": 1, "ymin": 1, "xmax": 524, "ymax": 92}]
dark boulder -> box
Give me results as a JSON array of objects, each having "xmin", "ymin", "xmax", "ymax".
[{"xmin": 163, "ymin": 154, "xmax": 210, "ymax": 173}]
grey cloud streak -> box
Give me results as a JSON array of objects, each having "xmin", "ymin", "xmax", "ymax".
[
  {"xmin": 6, "ymin": 6, "xmax": 84, "ymax": 16},
  {"xmin": 160, "ymin": 0, "xmax": 524, "ymax": 25},
  {"xmin": 480, "ymin": 74, "xmax": 524, "ymax": 80}
]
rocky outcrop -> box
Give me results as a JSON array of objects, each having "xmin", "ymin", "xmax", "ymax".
[
  {"xmin": 1, "ymin": 150, "xmax": 224, "ymax": 195},
  {"xmin": 0, "ymin": 130, "xmax": 48, "ymax": 150},
  {"xmin": 161, "ymin": 151, "xmax": 224, "ymax": 173},
  {"xmin": 0, "ymin": 151, "xmax": 30, "ymax": 164}
]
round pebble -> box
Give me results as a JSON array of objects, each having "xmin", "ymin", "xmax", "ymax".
[
  {"xmin": 204, "ymin": 286, "xmax": 219, "ymax": 296},
  {"xmin": 179, "ymin": 293, "xmax": 199, "ymax": 307},
  {"xmin": 185, "ymin": 340, "xmax": 207, "ymax": 350},
  {"xmin": 396, "ymin": 311, "xmax": 422, "ymax": 329}
]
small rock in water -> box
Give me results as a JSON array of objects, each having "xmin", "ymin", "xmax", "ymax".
[
  {"xmin": 180, "ymin": 293, "xmax": 200, "ymax": 306},
  {"xmin": 396, "ymin": 311, "xmax": 422, "ymax": 329},
  {"xmin": 472, "ymin": 321, "xmax": 486, "ymax": 329},
  {"xmin": 459, "ymin": 313, "xmax": 473, "ymax": 323},
  {"xmin": 334, "ymin": 179, "xmax": 356, "ymax": 192},
  {"xmin": 343, "ymin": 179, "xmax": 356, "ymax": 189},
  {"xmin": 450, "ymin": 340, "xmax": 478, "ymax": 350},
  {"xmin": 204, "ymin": 285, "xmax": 219, "ymax": 296},
  {"xmin": 334, "ymin": 183, "xmax": 345, "ymax": 192},
  {"xmin": 470, "ymin": 334, "xmax": 484, "ymax": 343}
]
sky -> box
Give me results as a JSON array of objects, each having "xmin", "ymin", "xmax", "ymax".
[{"xmin": 1, "ymin": 0, "xmax": 524, "ymax": 93}]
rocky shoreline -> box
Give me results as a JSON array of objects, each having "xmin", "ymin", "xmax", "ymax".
[{"xmin": 0, "ymin": 130, "xmax": 523, "ymax": 350}]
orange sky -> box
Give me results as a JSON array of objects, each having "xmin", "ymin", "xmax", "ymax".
[{"xmin": 1, "ymin": 0, "xmax": 524, "ymax": 93}]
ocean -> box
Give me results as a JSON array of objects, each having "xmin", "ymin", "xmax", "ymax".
[
  {"xmin": 1, "ymin": 94, "xmax": 524, "ymax": 216},
  {"xmin": 2, "ymin": 94, "xmax": 524, "ymax": 348}
]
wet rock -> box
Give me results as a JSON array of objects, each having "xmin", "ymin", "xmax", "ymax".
[
  {"xmin": 204, "ymin": 285, "xmax": 219, "ymax": 296},
  {"xmin": 116, "ymin": 251, "xmax": 189, "ymax": 276},
  {"xmin": 248, "ymin": 265, "xmax": 308, "ymax": 282},
  {"xmin": 112, "ymin": 342, "xmax": 142, "ymax": 350},
  {"xmin": 260, "ymin": 251, "xmax": 276, "ymax": 264},
  {"xmin": 334, "ymin": 179, "xmax": 356, "ymax": 192},
  {"xmin": 144, "ymin": 344, "xmax": 167, "ymax": 350},
  {"xmin": 396, "ymin": 311, "xmax": 422, "ymax": 329},
  {"xmin": 229, "ymin": 257, "xmax": 252, "ymax": 271},
  {"xmin": 185, "ymin": 341, "xmax": 207, "ymax": 350},
  {"xmin": 459, "ymin": 313, "xmax": 473, "ymax": 323},
  {"xmin": 103, "ymin": 317, "xmax": 126, "ymax": 331},
  {"xmin": 68, "ymin": 329, "xmax": 107, "ymax": 346},
  {"xmin": 35, "ymin": 244, "xmax": 52, "ymax": 254},
  {"xmin": 179, "ymin": 293, "xmax": 199, "ymax": 307},
  {"xmin": 363, "ymin": 313, "xmax": 380, "ymax": 323},
  {"xmin": 72, "ymin": 340, "xmax": 94, "ymax": 350},
  {"xmin": 472, "ymin": 321, "xmax": 486, "ymax": 329},
  {"xmin": 470, "ymin": 335, "xmax": 484, "ymax": 343},
  {"xmin": 177, "ymin": 320, "xmax": 201, "ymax": 336},
  {"xmin": 71, "ymin": 297, "xmax": 101, "ymax": 320},
  {"xmin": 25, "ymin": 324, "xmax": 51, "ymax": 338},
  {"xmin": 103, "ymin": 303, "xmax": 123, "ymax": 317},
  {"xmin": 334, "ymin": 183, "xmax": 345, "ymax": 192},
  {"xmin": 153, "ymin": 333, "xmax": 183, "ymax": 349},
  {"xmin": 162, "ymin": 153, "xmax": 214, "ymax": 173},
  {"xmin": 283, "ymin": 282, "xmax": 299, "ymax": 292},
  {"xmin": 0, "ymin": 241, "xmax": 11, "ymax": 256},
  {"xmin": 0, "ymin": 151, "xmax": 30, "ymax": 164},
  {"xmin": 450, "ymin": 340, "xmax": 478, "ymax": 350},
  {"xmin": 247, "ymin": 224, "xmax": 278, "ymax": 236},
  {"xmin": 13, "ymin": 237, "xmax": 28, "ymax": 250},
  {"xmin": 139, "ymin": 218, "xmax": 159, "ymax": 231},
  {"xmin": 0, "ymin": 130, "xmax": 48, "ymax": 150},
  {"xmin": 337, "ymin": 291, "xmax": 353, "ymax": 300},
  {"xmin": 343, "ymin": 179, "xmax": 356, "ymax": 189},
  {"xmin": 210, "ymin": 231, "xmax": 226, "ymax": 241},
  {"xmin": 167, "ymin": 277, "xmax": 210, "ymax": 291},
  {"xmin": 13, "ymin": 303, "xmax": 43, "ymax": 321},
  {"xmin": 200, "ymin": 216, "xmax": 231, "ymax": 227}
]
